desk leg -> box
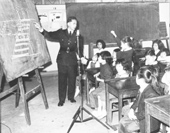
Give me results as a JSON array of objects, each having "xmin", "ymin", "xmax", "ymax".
[
  {"xmin": 118, "ymin": 94, "xmax": 122, "ymax": 120},
  {"xmin": 145, "ymin": 104, "xmax": 150, "ymax": 133},
  {"xmin": 85, "ymin": 76, "xmax": 90, "ymax": 105},
  {"xmin": 162, "ymin": 124, "xmax": 166, "ymax": 133},
  {"xmin": 105, "ymin": 84, "xmax": 111, "ymax": 125}
]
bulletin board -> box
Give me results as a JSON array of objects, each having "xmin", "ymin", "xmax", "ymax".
[
  {"xmin": 66, "ymin": 2, "xmax": 160, "ymax": 44},
  {"xmin": 0, "ymin": 0, "xmax": 51, "ymax": 82}
]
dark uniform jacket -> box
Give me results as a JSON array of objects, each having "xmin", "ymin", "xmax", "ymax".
[
  {"xmin": 131, "ymin": 84, "xmax": 160, "ymax": 133},
  {"xmin": 42, "ymin": 29, "xmax": 83, "ymax": 66}
]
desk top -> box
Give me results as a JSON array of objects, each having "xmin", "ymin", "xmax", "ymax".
[
  {"xmin": 106, "ymin": 76, "xmax": 140, "ymax": 91},
  {"xmin": 145, "ymin": 95, "xmax": 170, "ymax": 116}
]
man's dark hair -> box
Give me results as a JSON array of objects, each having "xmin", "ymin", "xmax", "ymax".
[
  {"xmin": 67, "ymin": 16, "xmax": 79, "ymax": 30},
  {"xmin": 67, "ymin": 16, "xmax": 77, "ymax": 23}
]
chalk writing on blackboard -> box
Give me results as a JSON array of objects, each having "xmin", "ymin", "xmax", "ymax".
[
  {"xmin": 0, "ymin": 0, "xmax": 51, "ymax": 82},
  {"xmin": 13, "ymin": 20, "xmax": 31, "ymax": 59}
]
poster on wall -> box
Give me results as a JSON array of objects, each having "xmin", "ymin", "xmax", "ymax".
[
  {"xmin": 36, "ymin": 5, "xmax": 67, "ymax": 72},
  {"xmin": 36, "ymin": 5, "xmax": 67, "ymax": 31},
  {"xmin": 0, "ymin": 0, "xmax": 51, "ymax": 82}
]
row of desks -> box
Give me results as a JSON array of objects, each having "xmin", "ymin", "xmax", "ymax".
[
  {"xmin": 86, "ymin": 73, "xmax": 170, "ymax": 132},
  {"xmin": 145, "ymin": 95, "xmax": 170, "ymax": 133},
  {"xmin": 105, "ymin": 76, "xmax": 170, "ymax": 132}
]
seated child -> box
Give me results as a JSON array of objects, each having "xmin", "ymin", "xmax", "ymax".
[
  {"xmin": 86, "ymin": 53, "xmax": 100, "ymax": 91},
  {"xmin": 111, "ymin": 30, "xmax": 134, "ymax": 72},
  {"xmin": 159, "ymin": 65, "xmax": 170, "ymax": 133},
  {"xmin": 157, "ymin": 48, "xmax": 170, "ymax": 73},
  {"xmin": 111, "ymin": 65, "xmax": 162, "ymax": 133},
  {"xmin": 81, "ymin": 39, "xmax": 106, "ymax": 87},
  {"xmin": 161, "ymin": 65, "xmax": 170, "ymax": 94},
  {"xmin": 86, "ymin": 53, "xmax": 100, "ymax": 69},
  {"xmin": 145, "ymin": 49, "xmax": 158, "ymax": 66},
  {"xmin": 94, "ymin": 39, "xmax": 106, "ymax": 54},
  {"xmin": 81, "ymin": 39, "xmax": 106, "ymax": 66},
  {"xmin": 152, "ymin": 39, "xmax": 165, "ymax": 59},
  {"xmin": 89, "ymin": 51, "xmax": 113, "ymax": 116},
  {"xmin": 90, "ymin": 58, "xmax": 131, "ymax": 119},
  {"xmin": 114, "ymin": 58, "xmax": 131, "ymax": 78},
  {"xmin": 85, "ymin": 53, "xmax": 100, "ymax": 91},
  {"xmin": 143, "ymin": 49, "xmax": 161, "ymax": 74}
]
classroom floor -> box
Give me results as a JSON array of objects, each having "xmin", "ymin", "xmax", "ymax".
[{"xmin": 0, "ymin": 73, "xmax": 118, "ymax": 133}]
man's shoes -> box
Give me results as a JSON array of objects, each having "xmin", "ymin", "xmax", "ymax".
[
  {"xmin": 58, "ymin": 101, "xmax": 64, "ymax": 106},
  {"xmin": 69, "ymin": 99, "xmax": 76, "ymax": 103}
]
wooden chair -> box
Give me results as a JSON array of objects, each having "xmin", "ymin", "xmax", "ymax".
[
  {"xmin": 105, "ymin": 76, "xmax": 140, "ymax": 126},
  {"xmin": 85, "ymin": 68, "xmax": 100, "ymax": 106}
]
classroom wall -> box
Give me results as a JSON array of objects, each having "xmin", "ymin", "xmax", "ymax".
[{"xmin": 36, "ymin": 2, "xmax": 170, "ymax": 72}]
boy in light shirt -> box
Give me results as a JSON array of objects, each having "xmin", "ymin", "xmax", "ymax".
[{"xmin": 161, "ymin": 65, "xmax": 170, "ymax": 94}]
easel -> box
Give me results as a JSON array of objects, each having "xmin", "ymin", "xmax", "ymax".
[{"xmin": 0, "ymin": 67, "xmax": 48, "ymax": 125}]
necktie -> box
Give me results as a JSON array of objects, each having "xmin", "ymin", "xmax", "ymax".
[{"xmin": 69, "ymin": 31, "xmax": 72, "ymax": 37}]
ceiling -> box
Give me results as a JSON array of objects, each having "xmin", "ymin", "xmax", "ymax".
[{"xmin": 32, "ymin": 0, "xmax": 75, "ymax": 5}]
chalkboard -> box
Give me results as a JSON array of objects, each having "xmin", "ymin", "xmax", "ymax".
[
  {"xmin": 66, "ymin": 3, "xmax": 159, "ymax": 44},
  {"xmin": 0, "ymin": 0, "xmax": 51, "ymax": 82}
]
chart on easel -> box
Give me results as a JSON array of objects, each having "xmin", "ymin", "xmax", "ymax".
[
  {"xmin": 0, "ymin": 0, "xmax": 50, "ymax": 126},
  {"xmin": 0, "ymin": 0, "xmax": 51, "ymax": 82}
]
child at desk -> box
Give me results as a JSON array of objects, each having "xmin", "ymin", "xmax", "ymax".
[
  {"xmin": 145, "ymin": 49, "xmax": 158, "ymax": 64},
  {"xmin": 81, "ymin": 39, "xmax": 106, "ymax": 66},
  {"xmin": 85, "ymin": 53, "xmax": 100, "ymax": 93},
  {"xmin": 113, "ymin": 58, "xmax": 131, "ymax": 86},
  {"xmin": 90, "ymin": 58, "xmax": 131, "ymax": 119},
  {"xmin": 152, "ymin": 39, "xmax": 165, "ymax": 60},
  {"xmin": 162, "ymin": 65, "xmax": 170, "ymax": 95},
  {"xmin": 81, "ymin": 39, "xmax": 106, "ymax": 84},
  {"xmin": 94, "ymin": 39, "xmax": 106, "ymax": 54},
  {"xmin": 89, "ymin": 51, "xmax": 113, "ymax": 118},
  {"xmin": 86, "ymin": 53, "xmax": 100, "ymax": 69},
  {"xmin": 157, "ymin": 48, "xmax": 170, "ymax": 73},
  {"xmin": 142, "ymin": 49, "xmax": 161, "ymax": 73},
  {"xmin": 111, "ymin": 65, "xmax": 162, "ymax": 133},
  {"xmin": 110, "ymin": 31, "xmax": 134, "ymax": 72},
  {"xmin": 141, "ymin": 50, "xmax": 168, "ymax": 95}
]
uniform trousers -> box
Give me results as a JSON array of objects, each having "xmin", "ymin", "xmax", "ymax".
[{"xmin": 58, "ymin": 64, "xmax": 78, "ymax": 102}]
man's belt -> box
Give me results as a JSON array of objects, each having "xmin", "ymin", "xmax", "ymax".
[{"xmin": 60, "ymin": 49, "xmax": 75, "ymax": 53}]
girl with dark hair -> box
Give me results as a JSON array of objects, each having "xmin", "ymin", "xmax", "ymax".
[
  {"xmin": 81, "ymin": 39, "xmax": 107, "ymax": 90},
  {"xmin": 143, "ymin": 49, "xmax": 163, "ymax": 75},
  {"xmin": 95, "ymin": 39, "xmax": 106, "ymax": 53},
  {"xmin": 85, "ymin": 39, "xmax": 106, "ymax": 69},
  {"xmin": 112, "ymin": 65, "xmax": 162, "ymax": 133},
  {"xmin": 111, "ymin": 31, "xmax": 135, "ymax": 72},
  {"xmin": 86, "ymin": 53, "xmax": 100, "ymax": 69},
  {"xmin": 157, "ymin": 48, "xmax": 170, "ymax": 62},
  {"xmin": 152, "ymin": 39, "xmax": 165, "ymax": 59},
  {"xmin": 81, "ymin": 39, "xmax": 106, "ymax": 67},
  {"xmin": 89, "ymin": 51, "xmax": 113, "ymax": 118},
  {"xmin": 115, "ymin": 58, "xmax": 131, "ymax": 77},
  {"xmin": 112, "ymin": 58, "xmax": 132, "ymax": 90}
]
